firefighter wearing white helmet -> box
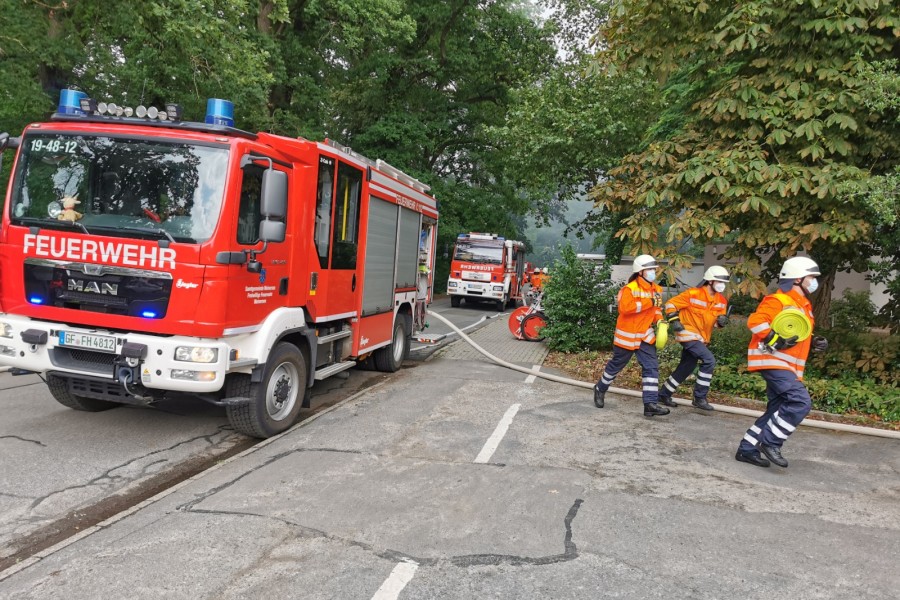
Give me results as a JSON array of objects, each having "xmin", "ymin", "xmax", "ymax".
[
  {"xmin": 658, "ymin": 265, "xmax": 731, "ymax": 411},
  {"xmin": 735, "ymin": 255, "xmax": 827, "ymax": 469},
  {"xmin": 632, "ymin": 254, "xmax": 658, "ymax": 273},
  {"xmin": 593, "ymin": 254, "xmax": 670, "ymax": 417}
]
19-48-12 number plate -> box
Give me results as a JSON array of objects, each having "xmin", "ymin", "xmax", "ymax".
[{"xmin": 58, "ymin": 331, "xmax": 117, "ymax": 353}]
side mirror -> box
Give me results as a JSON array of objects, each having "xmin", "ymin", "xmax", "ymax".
[
  {"xmin": 258, "ymin": 219, "xmax": 285, "ymax": 243},
  {"xmin": 261, "ymin": 169, "xmax": 287, "ymax": 220},
  {"xmin": 0, "ymin": 133, "xmax": 8, "ymax": 151}
]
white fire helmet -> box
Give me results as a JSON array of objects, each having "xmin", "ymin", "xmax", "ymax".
[
  {"xmin": 780, "ymin": 256, "xmax": 820, "ymax": 280},
  {"xmin": 631, "ymin": 254, "xmax": 658, "ymax": 274},
  {"xmin": 702, "ymin": 265, "xmax": 730, "ymax": 283}
]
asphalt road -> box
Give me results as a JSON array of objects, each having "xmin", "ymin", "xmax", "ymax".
[
  {"xmin": 0, "ymin": 320, "xmax": 897, "ymax": 599},
  {"xmin": 0, "ymin": 296, "xmax": 500, "ymax": 570}
]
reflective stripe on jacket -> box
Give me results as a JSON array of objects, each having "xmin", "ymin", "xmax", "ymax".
[
  {"xmin": 746, "ymin": 290, "xmax": 814, "ymax": 379},
  {"xmin": 614, "ymin": 278, "xmax": 663, "ymax": 350},
  {"xmin": 663, "ymin": 286, "xmax": 727, "ymax": 344}
]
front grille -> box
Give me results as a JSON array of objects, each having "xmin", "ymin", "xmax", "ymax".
[
  {"xmin": 24, "ymin": 260, "xmax": 172, "ymax": 318},
  {"xmin": 61, "ymin": 290, "xmax": 129, "ymax": 307},
  {"xmin": 50, "ymin": 347, "xmax": 117, "ymax": 375}
]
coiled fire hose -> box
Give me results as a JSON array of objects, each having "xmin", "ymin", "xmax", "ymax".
[{"xmin": 426, "ymin": 309, "xmax": 900, "ymax": 441}]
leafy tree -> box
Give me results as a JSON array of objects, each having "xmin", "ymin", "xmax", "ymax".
[{"xmin": 591, "ymin": 0, "xmax": 900, "ymax": 323}]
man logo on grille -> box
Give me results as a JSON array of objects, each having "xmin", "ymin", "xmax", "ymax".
[{"xmin": 68, "ymin": 279, "xmax": 119, "ymax": 295}]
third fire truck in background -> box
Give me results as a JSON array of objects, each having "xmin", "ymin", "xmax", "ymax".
[{"xmin": 447, "ymin": 233, "xmax": 525, "ymax": 311}]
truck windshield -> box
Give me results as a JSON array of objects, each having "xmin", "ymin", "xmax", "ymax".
[
  {"xmin": 8, "ymin": 133, "xmax": 228, "ymax": 243},
  {"xmin": 453, "ymin": 241, "xmax": 503, "ymax": 264}
]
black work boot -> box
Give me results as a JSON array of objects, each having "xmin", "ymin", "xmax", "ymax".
[
  {"xmin": 593, "ymin": 385, "xmax": 605, "ymax": 408},
  {"xmin": 760, "ymin": 444, "xmax": 788, "ymax": 467},
  {"xmin": 692, "ymin": 397, "xmax": 714, "ymax": 411},
  {"xmin": 643, "ymin": 402, "xmax": 670, "ymax": 417},
  {"xmin": 735, "ymin": 449, "xmax": 770, "ymax": 468},
  {"xmin": 658, "ymin": 394, "xmax": 677, "ymax": 408}
]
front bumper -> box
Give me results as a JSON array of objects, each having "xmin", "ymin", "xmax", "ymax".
[
  {"xmin": 447, "ymin": 279, "xmax": 505, "ymax": 299},
  {"xmin": 0, "ymin": 314, "xmax": 229, "ymax": 393}
]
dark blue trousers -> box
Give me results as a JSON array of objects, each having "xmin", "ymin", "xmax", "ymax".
[
  {"xmin": 738, "ymin": 369, "xmax": 812, "ymax": 451},
  {"xmin": 659, "ymin": 341, "xmax": 716, "ymax": 402},
  {"xmin": 595, "ymin": 342, "xmax": 659, "ymax": 404}
]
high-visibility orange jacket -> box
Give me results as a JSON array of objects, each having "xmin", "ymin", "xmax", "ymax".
[
  {"xmin": 613, "ymin": 277, "xmax": 663, "ymax": 350},
  {"xmin": 664, "ymin": 286, "xmax": 728, "ymax": 344},
  {"xmin": 746, "ymin": 289, "xmax": 814, "ymax": 379}
]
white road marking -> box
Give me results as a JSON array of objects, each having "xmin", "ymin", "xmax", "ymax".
[
  {"xmin": 371, "ymin": 560, "xmax": 419, "ymax": 600},
  {"xmin": 524, "ymin": 364, "xmax": 541, "ymax": 384},
  {"xmin": 474, "ymin": 403, "xmax": 521, "ymax": 464}
]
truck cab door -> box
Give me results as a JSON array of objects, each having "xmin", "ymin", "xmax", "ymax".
[
  {"xmin": 225, "ymin": 158, "xmax": 291, "ymax": 326},
  {"xmin": 309, "ymin": 156, "xmax": 363, "ymax": 321}
]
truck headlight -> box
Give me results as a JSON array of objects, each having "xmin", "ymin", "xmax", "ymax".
[
  {"xmin": 493, "ymin": 285, "xmax": 504, "ymax": 292},
  {"xmin": 175, "ymin": 346, "xmax": 218, "ymax": 363},
  {"xmin": 448, "ymin": 281, "xmax": 458, "ymax": 287},
  {"xmin": 0, "ymin": 322, "xmax": 12, "ymax": 339}
]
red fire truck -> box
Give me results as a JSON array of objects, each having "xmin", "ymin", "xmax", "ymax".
[
  {"xmin": 447, "ymin": 233, "xmax": 525, "ymax": 311},
  {"xmin": 0, "ymin": 90, "xmax": 438, "ymax": 438}
]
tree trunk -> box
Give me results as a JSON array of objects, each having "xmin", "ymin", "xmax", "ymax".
[{"xmin": 812, "ymin": 268, "xmax": 836, "ymax": 329}]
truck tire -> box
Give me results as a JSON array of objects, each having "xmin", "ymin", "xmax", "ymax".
[
  {"xmin": 521, "ymin": 312, "xmax": 547, "ymax": 341},
  {"xmin": 495, "ymin": 298, "xmax": 505, "ymax": 312},
  {"xmin": 47, "ymin": 375, "xmax": 119, "ymax": 412},
  {"xmin": 374, "ymin": 317, "xmax": 409, "ymax": 372},
  {"xmin": 450, "ymin": 295, "xmax": 461, "ymax": 308},
  {"xmin": 226, "ymin": 342, "xmax": 308, "ymax": 439}
]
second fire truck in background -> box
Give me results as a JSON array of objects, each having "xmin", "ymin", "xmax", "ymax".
[{"xmin": 447, "ymin": 233, "xmax": 526, "ymax": 311}]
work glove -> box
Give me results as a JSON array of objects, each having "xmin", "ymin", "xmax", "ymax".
[
  {"xmin": 716, "ymin": 315, "xmax": 729, "ymax": 328},
  {"xmin": 762, "ymin": 330, "xmax": 798, "ymax": 352},
  {"xmin": 665, "ymin": 312, "xmax": 685, "ymax": 333},
  {"xmin": 812, "ymin": 336, "xmax": 828, "ymax": 352}
]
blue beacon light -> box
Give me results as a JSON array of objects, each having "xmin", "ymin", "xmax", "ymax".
[
  {"xmin": 29, "ymin": 296, "xmax": 44, "ymax": 305},
  {"xmin": 58, "ymin": 89, "xmax": 87, "ymax": 115},
  {"xmin": 205, "ymin": 99, "xmax": 234, "ymax": 127},
  {"xmin": 141, "ymin": 310, "xmax": 158, "ymax": 319}
]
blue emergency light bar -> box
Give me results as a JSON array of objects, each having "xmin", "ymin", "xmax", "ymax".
[
  {"xmin": 205, "ymin": 99, "xmax": 234, "ymax": 127},
  {"xmin": 51, "ymin": 89, "xmax": 257, "ymax": 139},
  {"xmin": 458, "ymin": 233, "xmax": 504, "ymax": 241}
]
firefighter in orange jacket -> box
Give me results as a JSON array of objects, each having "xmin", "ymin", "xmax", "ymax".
[
  {"xmin": 735, "ymin": 256, "xmax": 828, "ymax": 469},
  {"xmin": 657, "ymin": 266, "xmax": 730, "ymax": 411},
  {"xmin": 593, "ymin": 255, "xmax": 670, "ymax": 417}
]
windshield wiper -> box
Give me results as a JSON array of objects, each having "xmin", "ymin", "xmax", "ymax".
[
  {"xmin": 14, "ymin": 216, "xmax": 91, "ymax": 235},
  {"xmin": 114, "ymin": 227, "xmax": 177, "ymax": 244}
]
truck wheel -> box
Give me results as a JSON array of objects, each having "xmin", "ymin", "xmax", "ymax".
[
  {"xmin": 226, "ymin": 342, "xmax": 307, "ymax": 439},
  {"xmin": 47, "ymin": 375, "xmax": 119, "ymax": 412},
  {"xmin": 495, "ymin": 298, "xmax": 505, "ymax": 312},
  {"xmin": 450, "ymin": 295, "xmax": 461, "ymax": 308},
  {"xmin": 374, "ymin": 317, "xmax": 409, "ymax": 372}
]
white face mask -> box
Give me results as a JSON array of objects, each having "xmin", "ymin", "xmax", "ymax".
[
  {"xmin": 643, "ymin": 269, "xmax": 657, "ymax": 282},
  {"xmin": 803, "ymin": 277, "xmax": 819, "ymax": 294},
  {"xmin": 713, "ymin": 282, "xmax": 726, "ymax": 293}
]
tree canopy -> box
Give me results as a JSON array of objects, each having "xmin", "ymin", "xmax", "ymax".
[{"xmin": 591, "ymin": 0, "xmax": 899, "ymax": 319}]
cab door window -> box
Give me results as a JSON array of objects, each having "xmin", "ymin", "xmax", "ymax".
[
  {"xmin": 331, "ymin": 162, "xmax": 362, "ymax": 269},
  {"xmin": 314, "ymin": 156, "xmax": 335, "ymax": 268},
  {"xmin": 237, "ymin": 163, "xmax": 265, "ymax": 245}
]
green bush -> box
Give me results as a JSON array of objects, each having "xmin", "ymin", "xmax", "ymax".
[
  {"xmin": 708, "ymin": 318, "xmax": 752, "ymax": 366},
  {"xmin": 807, "ymin": 329, "xmax": 900, "ymax": 386},
  {"xmin": 826, "ymin": 289, "xmax": 878, "ymax": 330},
  {"xmin": 711, "ymin": 363, "xmax": 900, "ymax": 423},
  {"xmin": 726, "ymin": 293, "xmax": 758, "ymax": 316},
  {"xmin": 541, "ymin": 245, "xmax": 619, "ymax": 352}
]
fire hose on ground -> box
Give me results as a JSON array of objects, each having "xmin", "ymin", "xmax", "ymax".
[{"xmin": 426, "ymin": 309, "xmax": 900, "ymax": 441}]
